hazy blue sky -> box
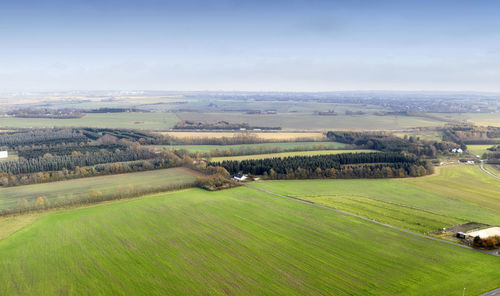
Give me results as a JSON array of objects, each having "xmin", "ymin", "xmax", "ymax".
[{"xmin": 1, "ymin": 0, "xmax": 500, "ymax": 92}]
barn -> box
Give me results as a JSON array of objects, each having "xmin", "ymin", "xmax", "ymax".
[
  {"xmin": 232, "ymin": 174, "xmax": 248, "ymax": 181},
  {"xmin": 465, "ymin": 227, "xmax": 500, "ymax": 239}
]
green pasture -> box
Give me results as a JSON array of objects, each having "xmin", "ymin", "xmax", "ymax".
[
  {"xmin": 299, "ymin": 195, "xmax": 465, "ymax": 233},
  {"xmin": 175, "ymin": 99, "xmax": 387, "ymax": 114},
  {"xmin": 0, "ymin": 168, "xmax": 198, "ymax": 212},
  {"xmin": 400, "ymin": 165, "xmax": 500, "ymax": 212},
  {"xmin": 252, "ymin": 166, "xmax": 500, "ymax": 227},
  {"xmin": 429, "ymin": 113, "xmax": 500, "ymax": 127},
  {"xmin": 176, "ymin": 112, "xmax": 445, "ymax": 130},
  {"xmin": 0, "ymin": 187, "xmax": 498, "ymax": 295},
  {"xmin": 393, "ymin": 130, "xmax": 443, "ymax": 141},
  {"xmin": 485, "ymin": 164, "xmax": 500, "ymax": 175},
  {"xmin": 0, "ymin": 112, "xmax": 178, "ymax": 130},
  {"xmin": 211, "ymin": 149, "xmax": 376, "ymax": 162},
  {"xmin": 467, "ymin": 144, "xmax": 495, "ymax": 157},
  {"xmin": 152, "ymin": 141, "xmax": 348, "ymax": 153}
]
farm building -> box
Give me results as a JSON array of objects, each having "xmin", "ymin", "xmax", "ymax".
[
  {"xmin": 0, "ymin": 151, "xmax": 8, "ymax": 158},
  {"xmin": 465, "ymin": 227, "xmax": 500, "ymax": 239},
  {"xmin": 232, "ymin": 174, "xmax": 248, "ymax": 181}
]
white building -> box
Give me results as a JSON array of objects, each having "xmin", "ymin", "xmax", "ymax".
[
  {"xmin": 0, "ymin": 151, "xmax": 8, "ymax": 159},
  {"xmin": 232, "ymin": 174, "xmax": 248, "ymax": 181},
  {"xmin": 466, "ymin": 227, "xmax": 500, "ymax": 239}
]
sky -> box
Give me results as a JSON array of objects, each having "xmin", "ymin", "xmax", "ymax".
[{"xmin": 1, "ymin": 0, "xmax": 500, "ymax": 92}]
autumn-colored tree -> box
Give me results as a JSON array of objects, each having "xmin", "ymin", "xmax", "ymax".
[
  {"xmin": 35, "ymin": 196, "xmax": 47, "ymax": 208},
  {"xmin": 89, "ymin": 190, "xmax": 103, "ymax": 200},
  {"xmin": 314, "ymin": 167, "xmax": 323, "ymax": 178},
  {"xmin": 214, "ymin": 166, "xmax": 230, "ymax": 178},
  {"xmin": 16, "ymin": 199, "xmax": 29, "ymax": 210}
]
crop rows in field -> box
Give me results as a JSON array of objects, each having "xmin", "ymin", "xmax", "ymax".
[
  {"xmin": 210, "ymin": 149, "xmax": 376, "ymax": 162},
  {"xmin": 0, "ymin": 186, "xmax": 498, "ymax": 295}
]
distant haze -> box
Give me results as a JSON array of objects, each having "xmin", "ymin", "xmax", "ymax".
[{"xmin": 1, "ymin": 0, "xmax": 500, "ymax": 92}]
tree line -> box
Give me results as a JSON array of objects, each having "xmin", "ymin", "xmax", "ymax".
[
  {"xmin": 1, "ymin": 180, "xmax": 195, "ymax": 216},
  {"xmin": 443, "ymin": 124, "xmax": 500, "ymax": 145},
  {"xmin": 16, "ymin": 144, "xmax": 125, "ymax": 159},
  {"xmin": 0, "ymin": 129, "xmax": 87, "ymax": 148},
  {"xmin": 0, "ymin": 127, "xmax": 165, "ymax": 150},
  {"xmin": 174, "ymin": 120, "xmax": 280, "ymax": 130},
  {"xmin": 0, "ymin": 150, "xmax": 186, "ymax": 187},
  {"xmin": 0, "ymin": 148, "xmax": 158, "ymax": 175},
  {"xmin": 212, "ymin": 152, "xmax": 433, "ymax": 179},
  {"xmin": 472, "ymin": 235, "xmax": 500, "ymax": 249},
  {"xmin": 6, "ymin": 108, "xmax": 85, "ymax": 119},
  {"xmin": 327, "ymin": 131, "xmax": 456, "ymax": 157},
  {"xmin": 164, "ymin": 133, "xmax": 324, "ymax": 146}
]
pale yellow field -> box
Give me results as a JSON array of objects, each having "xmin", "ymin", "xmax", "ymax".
[
  {"xmin": 466, "ymin": 114, "xmax": 500, "ymax": 127},
  {"xmin": 210, "ymin": 149, "xmax": 376, "ymax": 162},
  {"xmin": 429, "ymin": 113, "xmax": 500, "ymax": 127},
  {"xmin": 159, "ymin": 131, "xmax": 326, "ymax": 141}
]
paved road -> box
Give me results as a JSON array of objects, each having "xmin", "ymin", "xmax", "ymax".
[
  {"xmin": 245, "ymin": 184, "xmax": 499, "ymax": 258},
  {"xmin": 480, "ymin": 287, "xmax": 500, "ymax": 296},
  {"xmin": 480, "ymin": 160, "xmax": 500, "ymax": 180}
]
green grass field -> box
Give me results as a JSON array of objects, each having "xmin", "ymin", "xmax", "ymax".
[
  {"xmin": 485, "ymin": 164, "xmax": 500, "ymax": 175},
  {"xmin": 400, "ymin": 165, "xmax": 500, "ymax": 212},
  {"xmin": 211, "ymin": 149, "xmax": 376, "ymax": 162},
  {"xmin": 0, "ymin": 187, "xmax": 498, "ymax": 295},
  {"xmin": 0, "ymin": 112, "xmax": 178, "ymax": 130},
  {"xmin": 151, "ymin": 141, "xmax": 348, "ymax": 153},
  {"xmin": 0, "ymin": 168, "xmax": 198, "ymax": 212},
  {"xmin": 252, "ymin": 166, "xmax": 500, "ymax": 229},
  {"xmin": 429, "ymin": 113, "xmax": 500, "ymax": 127},
  {"xmin": 393, "ymin": 130, "xmax": 443, "ymax": 141},
  {"xmin": 176, "ymin": 112, "xmax": 445, "ymax": 130},
  {"xmin": 467, "ymin": 145, "xmax": 495, "ymax": 157},
  {"xmin": 299, "ymin": 194, "xmax": 465, "ymax": 233}
]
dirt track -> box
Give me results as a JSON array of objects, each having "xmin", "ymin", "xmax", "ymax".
[{"xmin": 480, "ymin": 160, "xmax": 500, "ymax": 180}]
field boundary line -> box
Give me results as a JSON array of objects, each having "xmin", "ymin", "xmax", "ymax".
[
  {"xmin": 288, "ymin": 193, "xmax": 468, "ymax": 223},
  {"xmin": 245, "ymin": 184, "xmax": 500, "ymax": 258}
]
